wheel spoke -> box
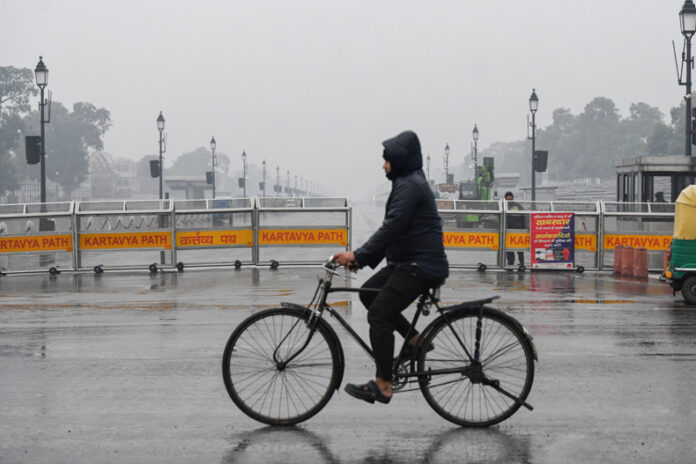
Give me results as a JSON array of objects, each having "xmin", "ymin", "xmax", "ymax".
[
  {"xmin": 418, "ymin": 309, "xmax": 534, "ymax": 426},
  {"xmin": 223, "ymin": 309, "xmax": 338, "ymax": 425}
]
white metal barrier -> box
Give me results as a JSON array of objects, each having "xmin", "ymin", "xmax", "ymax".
[
  {"xmin": 172, "ymin": 198, "xmax": 255, "ymax": 269},
  {"xmin": 0, "ymin": 202, "xmax": 74, "ymax": 274},
  {"xmin": 255, "ymin": 197, "xmax": 352, "ymax": 265},
  {"xmin": 502, "ymin": 201, "xmax": 602, "ymax": 271},
  {"xmin": 437, "ymin": 199, "xmax": 503, "ymax": 269},
  {"xmin": 74, "ymin": 200, "xmax": 174, "ymax": 273},
  {"xmin": 600, "ymin": 201, "xmax": 674, "ymax": 271},
  {"xmin": 0, "ymin": 198, "xmax": 674, "ymax": 275}
]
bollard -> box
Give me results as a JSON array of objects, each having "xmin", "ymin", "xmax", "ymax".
[
  {"xmin": 621, "ymin": 246, "xmax": 635, "ymax": 277},
  {"xmin": 633, "ymin": 247, "xmax": 648, "ymax": 279},
  {"xmin": 614, "ymin": 245, "xmax": 623, "ymax": 275}
]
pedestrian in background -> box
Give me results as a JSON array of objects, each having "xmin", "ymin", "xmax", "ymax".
[{"xmin": 505, "ymin": 191, "xmax": 525, "ymax": 268}]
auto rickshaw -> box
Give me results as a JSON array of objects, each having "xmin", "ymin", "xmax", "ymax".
[{"xmin": 667, "ymin": 184, "xmax": 696, "ymax": 304}]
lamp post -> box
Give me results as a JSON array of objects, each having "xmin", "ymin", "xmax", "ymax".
[
  {"xmin": 426, "ymin": 155, "xmax": 431, "ymax": 184},
  {"xmin": 210, "ymin": 136, "xmax": 217, "ymax": 198},
  {"xmin": 262, "ymin": 159, "xmax": 267, "ymax": 196},
  {"xmin": 157, "ymin": 112, "xmax": 165, "ymax": 199},
  {"xmin": 276, "ymin": 166, "xmax": 280, "ymax": 197},
  {"xmin": 681, "ymin": 0, "xmax": 696, "ymax": 156},
  {"xmin": 528, "ymin": 89, "xmax": 539, "ymax": 201},
  {"xmin": 444, "ymin": 143, "xmax": 450, "ymax": 183},
  {"xmin": 241, "ymin": 150, "xmax": 247, "ymax": 197},
  {"xmin": 34, "ymin": 57, "xmax": 49, "ymax": 205},
  {"xmin": 472, "ymin": 124, "xmax": 479, "ymax": 180}
]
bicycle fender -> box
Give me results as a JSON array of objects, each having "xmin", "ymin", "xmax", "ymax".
[
  {"xmin": 424, "ymin": 306, "xmax": 538, "ymax": 362},
  {"xmin": 280, "ymin": 302, "xmax": 346, "ymax": 389},
  {"xmin": 482, "ymin": 306, "xmax": 538, "ymax": 362}
]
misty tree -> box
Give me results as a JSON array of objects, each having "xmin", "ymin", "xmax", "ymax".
[
  {"xmin": 168, "ymin": 146, "xmax": 230, "ymax": 176},
  {"xmin": 477, "ymin": 96, "xmax": 688, "ymax": 182},
  {"xmin": 646, "ymin": 122, "xmax": 673, "ymax": 155},
  {"xmin": 0, "ymin": 66, "xmax": 37, "ymax": 195},
  {"xmin": 21, "ymin": 101, "xmax": 111, "ymax": 198}
]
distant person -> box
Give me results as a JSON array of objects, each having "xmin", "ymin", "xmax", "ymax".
[
  {"xmin": 333, "ymin": 130, "xmax": 449, "ymax": 405},
  {"xmin": 505, "ymin": 191, "xmax": 525, "ymax": 268},
  {"xmin": 653, "ymin": 191, "xmax": 669, "ymax": 213}
]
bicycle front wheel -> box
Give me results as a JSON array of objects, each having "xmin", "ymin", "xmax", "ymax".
[
  {"xmin": 222, "ymin": 307, "xmax": 341, "ymax": 425},
  {"xmin": 418, "ymin": 307, "xmax": 534, "ymax": 427}
]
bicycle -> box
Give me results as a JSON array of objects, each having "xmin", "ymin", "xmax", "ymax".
[{"xmin": 222, "ymin": 258, "xmax": 537, "ymax": 427}]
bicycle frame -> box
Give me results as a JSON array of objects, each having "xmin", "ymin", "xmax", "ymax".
[{"xmin": 280, "ymin": 264, "xmax": 485, "ymax": 387}]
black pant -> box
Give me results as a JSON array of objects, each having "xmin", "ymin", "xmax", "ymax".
[
  {"xmin": 359, "ymin": 265, "xmax": 431, "ymax": 381},
  {"xmin": 506, "ymin": 251, "xmax": 524, "ymax": 266}
]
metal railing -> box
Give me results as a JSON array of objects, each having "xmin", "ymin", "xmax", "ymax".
[{"xmin": 0, "ymin": 197, "xmax": 675, "ymax": 275}]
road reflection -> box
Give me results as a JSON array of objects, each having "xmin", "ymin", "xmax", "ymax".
[{"xmin": 222, "ymin": 425, "xmax": 531, "ymax": 464}]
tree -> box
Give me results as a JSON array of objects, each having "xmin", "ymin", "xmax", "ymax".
[
  {"xmin": 647, "ymin": 122, "xmax": 673, "ymax": 155},
  {"xmin": 0, "ymin": 66, "xmax": 37, "ymax": 196},
  {"xmin": 21, "ymin": 101, "xmax": 111, "ymax": 199},
  {"xmin": 169, "ymin": 146, "xmax": 230, "ymax": 176}
]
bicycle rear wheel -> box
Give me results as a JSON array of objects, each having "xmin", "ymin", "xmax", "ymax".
[
  {"xmin": 418, "ymin": 307, "xmax": 534, "ymax": 427},
  {"xmin": 222, "ymin": 307, "xmax": 341, "ymax": 425}
]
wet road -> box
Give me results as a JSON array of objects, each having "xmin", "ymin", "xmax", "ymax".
[{"xmin": 1, "ymin": 266, "xmax": 695, "ymax": 463}]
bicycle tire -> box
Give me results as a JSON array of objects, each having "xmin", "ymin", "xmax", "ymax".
[
  {"xmin": 417, "ymin": 307, "xmax": 534, "ymax": 427},
  {"xmin": 222, "ymin": 307, "xmax": 341, "ymax": 425}
]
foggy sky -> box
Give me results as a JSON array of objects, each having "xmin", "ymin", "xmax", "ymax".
[{"xmin": 0, "ymin": 0, "xmax": 685, "ymax": 198}]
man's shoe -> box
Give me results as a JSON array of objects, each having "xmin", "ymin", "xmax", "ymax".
[{"xmin": 344, "ymin": 380, "xmax": 391, "ymax": 404}]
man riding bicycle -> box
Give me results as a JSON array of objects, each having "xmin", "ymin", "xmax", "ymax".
[{"xmin": 333, "ymin": 130, "xmax": 449, "ymax": 404}]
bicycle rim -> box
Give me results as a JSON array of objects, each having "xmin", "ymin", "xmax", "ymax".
[
  {"xmin": 418, "ymin": 308, "xmax": 534, "ymax": 427},
  {"xmin": 222, "ymin": 308, "xmax": 339, "ymax": 425}
]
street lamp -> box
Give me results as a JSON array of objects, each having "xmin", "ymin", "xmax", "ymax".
[
  {"xmin": 157, "ymin": 111, "xmax": 165, "ymax": 199},
  {"xmin": 681, "ymin": 0, "xmax": 696, "ymax": 156},
  {"xmin": 472, "ymin": 124, "xmax": 479, "ymax": 180},
  {"xmin": 528, "ymin": 89, "xmax": 539, "ymax": 200},
  {"xmin": 210, "ymin": 136, "xmax": 217, "ymax": 198},
  {"xmin": 241, "ymin": 150, "xmax": 247, "ymax": 197},
  {"xmin": 426, "ymin": 155, "xmax": 431, "ymax": 184},
  {"xmin": 262, "ymin": 159, "xmax": 267, "ymax": 196},
  {"xmin": 276, "ymin": 166, "xmax": 280, "ymax": 197},
  {"xmin": 34, "ymin": 56, "xmax": 49, "ymax": 206},
  {"xmin": 444, "ymin": 143, "xmax": 450, "ymax": 183}
]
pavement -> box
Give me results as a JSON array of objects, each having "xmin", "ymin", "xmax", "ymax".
[{"xmin": 1, "ymin": 265, "xmax": 695, "ymax": 464}]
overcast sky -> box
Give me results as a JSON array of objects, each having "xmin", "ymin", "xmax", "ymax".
[{"xmin": 0, "ymin": 1, "xmax": 686, "ymax": 198}]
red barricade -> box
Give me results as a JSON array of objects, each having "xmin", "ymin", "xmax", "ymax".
[
  {"xmin": 621, "ymin": 246, "xmax": 635, "ymax": 277},
  {"xmin": 614, "ymin": 245, "xmax": 623, "ymax": 274},
  {"xmin": 633, "ymin": 247, "xmax": 648, "ymax": 279}
]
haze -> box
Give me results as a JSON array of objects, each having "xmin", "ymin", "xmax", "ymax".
[{"xmin": 0, "ymin": 0, "xmax": 684, "ymax": 198}]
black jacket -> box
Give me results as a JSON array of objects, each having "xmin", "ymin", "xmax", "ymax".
[
  {"xmin": 354, "ymin": 131, "xmax": 449, "ymax": 282},
  {"xmin": 507, "ymin": 201, "xmax": 526, "ymax": 229}
]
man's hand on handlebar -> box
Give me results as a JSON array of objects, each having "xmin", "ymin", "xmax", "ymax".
[{"xmin": 332, "ymin": 251, "xmax": 360, "ymax": 272}]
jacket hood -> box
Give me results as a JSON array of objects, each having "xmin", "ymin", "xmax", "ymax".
[{"xmin": 382, "ymin": 130, "xmax": 423, "ymax": 180}]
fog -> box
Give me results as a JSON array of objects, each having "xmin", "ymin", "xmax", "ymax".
[{"xmin": 0, "ymin": 0, "xmax": 684, "ymax": 199}]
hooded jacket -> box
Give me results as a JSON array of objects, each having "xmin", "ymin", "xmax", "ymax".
[{"xmin": 354, "ymin": 131, "xmax": 449, "ymax": 282}]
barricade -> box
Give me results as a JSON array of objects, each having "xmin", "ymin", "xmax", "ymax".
[
  {"xmin": 600, "ymin": 202, "xmax": 674, "ymax": 272},
  {"xmin": 255, "ymin": 197, "xmax": 352, "ymax": 265},
  {"xmin": 633, "ymin": 247, "xmax": 649, "ymax": 279},
  {"xmin": 0, "ymin": 197, "xmax": 676, "ymax": 275},
  {"xmin": 621, "ymin": 246, "xmax": 635, "ymax": 276},
  {"xmin": 438, "ymin": 199, "xmax": 502, "ymax": 269},
  {"xmin": 0, "ymin": 202, "xmax": 74, "ymax": 274},
  {"xmin": 172, "ymin": 198, "xmax": 255, "ymax": 268},
  {"xmin": 503, "ymin": 200, "xmax": 601, "ymax": 271},
  {"xmin": 74, "ymin": 200, "xmax": 174, "ymax": 272}
]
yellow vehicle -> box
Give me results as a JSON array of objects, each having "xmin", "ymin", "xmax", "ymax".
[{"xmin": 667, "ymin": 185, "xmax": 696, "ymax": 304}]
